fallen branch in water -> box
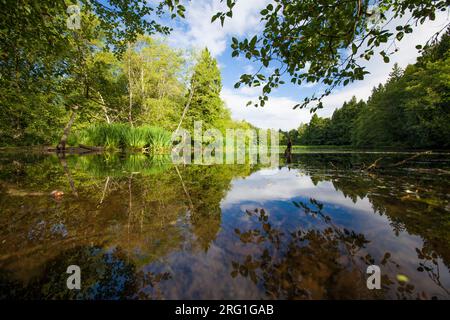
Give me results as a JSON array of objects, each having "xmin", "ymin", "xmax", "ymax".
[
  {"xmin": 406, "ymin": 168, "xmax": 450, "ymax": 175},
  {"xmin": 365, "ymin": 157, "xmax": 383, "ymax": 171},
  {"xmin": 329, "ymin": 161, "xmax": 337, "ymax": 170},
  {"xmin": 389, "ymin": 150, "xmax": 432, "ymax": 168},
  {"xmin": 78, "ymin": 144, "xmax": 103, "ymax": 151},
  {"xmin": 364, "ymin": 151, "xmax": 433, "ymax": 171}
]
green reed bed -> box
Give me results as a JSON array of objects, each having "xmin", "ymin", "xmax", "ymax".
[
  {"xmin": 70, "ymin": 153, "xmax": 171, "ymax": 177},
  {"xmin": 68, "ymin": 124, "xmax": 172, "ymax": 153}
]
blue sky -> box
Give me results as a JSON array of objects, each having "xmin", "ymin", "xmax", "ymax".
[{"xmin": 160, "ymin": 0, "xmax": 449, "ymax": 130}]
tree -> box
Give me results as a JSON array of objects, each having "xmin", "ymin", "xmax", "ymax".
[
  {"xmin": 182, "ymin": 48, "xmax": 230, "ymax": 131},
  {"xmin": 401, "ymin": 32, "xmax": 450, "ymax": 148},
  {"xmin": 0, "ymin": 1, "xmax": 186, "ymax": 147},
  {"xmin": 132, "ymin": 37, "xmax": 186, "ymax": 130},
  {"xmin": 300, "ymin": 114, "xmax": 331, "ymax": 145},
  {"xmin": 214, "ymin": 0, "xmax": 449, "ymax": 109},
  {"xmin": 352, "ymin": 31, "xmax": 450, "ymax": 148},
  {"xmin": 328, "ymin": 97, "xmax": 366, "ymax": 145},
  {"xmin": 296, "ymin": 31, "xmax": 449, "ymax": 149}
]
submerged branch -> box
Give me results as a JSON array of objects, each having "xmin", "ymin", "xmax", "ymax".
[{"xmin": 364, "ymin": 151, "xmax": 433, "ymax": 172}]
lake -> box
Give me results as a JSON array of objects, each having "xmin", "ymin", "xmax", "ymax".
[{"xmin": 0, "ymin": 151, "xmax": 449, "ymax": 299}]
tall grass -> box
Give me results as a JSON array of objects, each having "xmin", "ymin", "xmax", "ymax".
[
  {"xmin": 140, "ymin": 125, "xmax": 172, "ymax": 153},
  {"xmin": 69, "ymin": 124, "xmax": 172, "ymax": 153}
]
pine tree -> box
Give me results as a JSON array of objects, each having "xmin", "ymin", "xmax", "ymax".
[
  {"xmin": 185, "ymin": 48, "xmax": 227, "ymax": 130},
  {"xmin": 388, "ymin": 63, "xmax": 404, "ymax": 82}
]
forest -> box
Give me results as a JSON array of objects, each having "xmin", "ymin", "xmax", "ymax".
[
  {"xmin": 282, "ymin": 32, "xmax": 450, "ymax": 149},
  {"xmin": 0, "ymin": 33, "xmax": 252, "ymax": 149},
  {"xmin": 0, "ymin": 2, "xmax": 253, "ymax": 151},
  {"xmin": 2, "ymin": 1, "xmax": 449, "ymax": 151}
]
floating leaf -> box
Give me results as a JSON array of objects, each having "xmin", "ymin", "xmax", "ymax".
[{"xmin": 396, "ymin": 274, "xmax": 409, "ymax": 283}]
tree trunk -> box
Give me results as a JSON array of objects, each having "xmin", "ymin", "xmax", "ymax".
[
  {"xmin": 57, "ymin": 107, "xmax": 78, "ymax": 151},
  {"xmin": 128, "ymin": 43, "xmax": 133, "ymax": 126},
  {"xmin": 176, "ymin": 86, "xmax": 195, "ymax": 133},
  {"xmin": 57, "ymin": 153, "xmax": 78, "ymax": 197},
  {"xmin": 141, "ymin": 67, "xmax": 145, "ymax": 97},
  {"xmin": 97, "ymin": 91, "xmax": 111, "ymax": 124}
]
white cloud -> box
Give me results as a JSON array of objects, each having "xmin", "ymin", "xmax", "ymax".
[
  {"xmin": 169, "ymin": 0, "xmax": 269, "ymax": 56},
  {"xmin": 222, "ymin": 87, "xmax": 313, "ymax": 131},
  {"xmin": 167, "ymin": 3, "xmax": 449, "ymax": 128}
]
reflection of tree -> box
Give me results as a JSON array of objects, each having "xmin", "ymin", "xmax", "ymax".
[
  {"xmin": 292, "ymin": 153, "xmax": 450, "ymax": 290},
  {"xmin": 230, "ymin": 199, "xmax": 432, "ymax": 299},
  {"xmin": 179, "ymin": 164, "xmax": 255, "ymax": 251},
  {"xmin": 231, "ymin": 201, "xmax": 375, "ymax": 299},
  {"xmin": 0, "ymin": 246, "xmax": 170, "ymax": 299},
  {"xmin": 0, "ymin": 153, "xmax": 258, "ymax": 293},
  {"xmin": 415, "ymin": 247, "xmax": 450, "ymax": 296}
]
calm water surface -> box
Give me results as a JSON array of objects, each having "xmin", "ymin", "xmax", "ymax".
[{"xmin": 0, "ymin": 151, "xmax": 449, "ymax": 299}]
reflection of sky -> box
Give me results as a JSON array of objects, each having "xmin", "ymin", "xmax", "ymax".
[
  {"xmin": 222, "ymin": 167, "xmax": 374, "ymax": 212},
  {"xmin": 146, "ymin": 166, "xmax": 450, "ymax": 299}
]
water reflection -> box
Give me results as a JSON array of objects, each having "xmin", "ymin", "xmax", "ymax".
[{"xmin": 0, "ymin": 152, "xmax": 449, "ymax": 299}]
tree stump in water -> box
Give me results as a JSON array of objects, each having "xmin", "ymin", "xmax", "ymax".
[{"xmin": 284, "ymin": 136, "xmax": 293, "ymax": 163}]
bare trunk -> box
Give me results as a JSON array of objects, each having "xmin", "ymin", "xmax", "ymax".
[
  {"xmin": 175, "ymin": 166, "xmax": 194, "ymax": 214},
  {"xmin": 57, "ymin": 107, "xmax": 78, "ymax": 151},
  {"xmin": 99, "ymin": 176, "xmax": 110, "ymax": 205},
  {"xmin": 128, "ymin": 43, "xmax": 133, "ymax": 126},
  {"xmin": 176, "ymin": 86, "xmax": 195, "ymax": 133},
  {"xmin": 98, "ymin": 91, "xmax": 111, "ymax": 124},
  {"xmin": 141, "ymin": 67, "xmax": 145, "ymax": 97},
  {"xmin": 57, "ymin": 153, "xmax": 78, "ymax": 197}
]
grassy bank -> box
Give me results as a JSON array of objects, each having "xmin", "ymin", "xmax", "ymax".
[{"xmin": 68, "ymin": 124, "xmax": 172, "ymax": 153}]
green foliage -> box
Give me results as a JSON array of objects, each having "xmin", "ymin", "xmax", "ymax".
[
  {"xmin": 353, "ymin": 33, "xmax": 450, "ymax": 148},
  {"xmin": 215, "ymin": 0, "xmax": 449, "ymax": 109},
  {"xmin": 292, "ymin": 32, "xmax": 450, "ymax": 149},
  {"xmin": 185, "ymin": 49, "xmax": 231, "ymax": 131},
  {"xmin": 328, "ymin": 97, "xmax": 367, "ymax": 145},
  {"xmin": 140, "ymin": 125, "xmax": 173, "ymax": 153},
  {"xmin": 123, "ymin": 37, "xmax": 186, "ymax": 126},
  {"xmin": 0, "ymin": 1, "xmax": 186, "ymax": 147},
  {"xmin": 299, "ymin": 114, "xmax": 332, "ymax": 145}
]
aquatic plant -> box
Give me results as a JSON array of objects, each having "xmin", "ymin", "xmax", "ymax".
[
  {"xmin": 141, "ymin": 126, "xmax": 172, "ymax": 154},
  {"xmin": 68, "ymin": 124, "xmax": 172, "ymax": 153}
]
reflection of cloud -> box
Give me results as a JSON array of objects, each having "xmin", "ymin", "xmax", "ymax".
[{"xmin": 221, "ymin": 167, "xmax": 373, "ymax": 212}]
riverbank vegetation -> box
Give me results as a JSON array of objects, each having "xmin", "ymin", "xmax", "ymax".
[
  {"xmin": 0, "ymin": 6, "xmax": 250, "ymax": 151},
  {"xmin": 1, "ymin": 2, "xmax": 448, "ymax": 152},
  {"xmin": 281, "ymin": 32, "xmax": 450, "ymax": 149}
]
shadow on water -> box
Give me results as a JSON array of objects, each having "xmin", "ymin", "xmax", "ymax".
[{"xmin": 0, "ymin": 151, "xmax": 449, "ymax": 299}]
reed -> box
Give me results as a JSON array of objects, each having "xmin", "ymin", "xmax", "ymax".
[{"xmin": 69, "ymin": 123, "xmax": 172, "ymax": 153}]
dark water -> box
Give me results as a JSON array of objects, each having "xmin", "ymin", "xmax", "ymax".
[{"xmin": 0, "ymin": 151, "xmax": 449, "ymax": 299}]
